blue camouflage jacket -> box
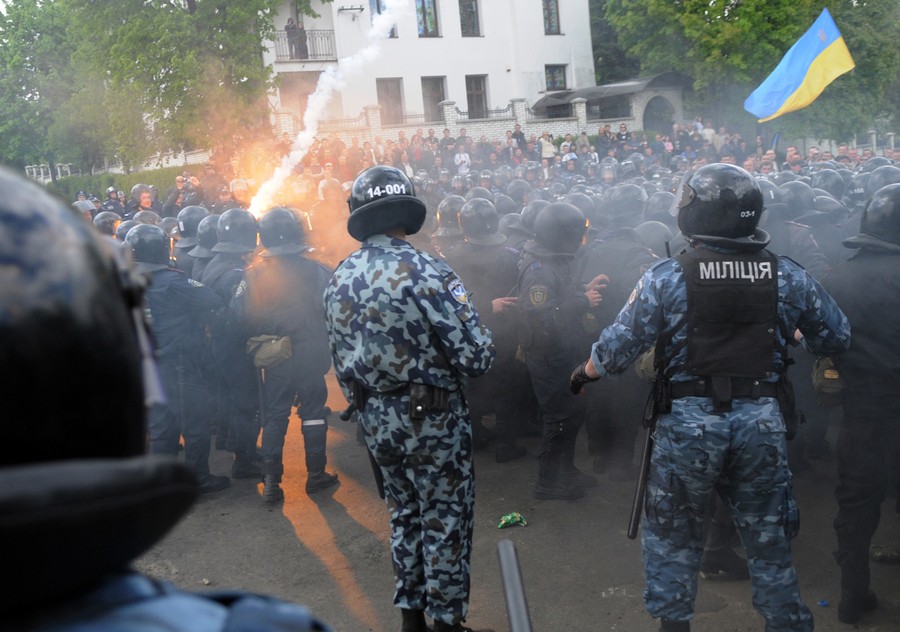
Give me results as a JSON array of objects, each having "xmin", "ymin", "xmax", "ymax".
[
  {"xmin": 591, "ymin": 248, "xmax": 850, "ymax": 382},
  {"xmin": 324, "ymin": 235, "xmax": 495, "ymax": 397}
]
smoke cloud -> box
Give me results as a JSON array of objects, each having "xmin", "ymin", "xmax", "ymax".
[{"xmin": 249, "ymin": 0, "xmax": 410, "ymax": 217}]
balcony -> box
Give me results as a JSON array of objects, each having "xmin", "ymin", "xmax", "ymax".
[{"xmin": 273, "ymin": 29, "xmax": 337, "ymax": 62}]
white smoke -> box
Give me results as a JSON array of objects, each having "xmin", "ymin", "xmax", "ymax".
[{"xmin": 249, "ymin": 0, "xmax": 409, "ymax": 217}]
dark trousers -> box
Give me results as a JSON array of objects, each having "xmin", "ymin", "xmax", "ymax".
[
  {"xmin": 834, "ymin": 415, "xmax": 900, "ymax": 597},
  {"xmin": 259, "ymin": 352, "xmax": 329, "ymax": 477},
  {"xmin": 525, "ymin": 350, "xmax": 583, "ymax": 482},
  {"xmin": 584, "ymin": 370, "xmax": 643, "ymax": 467},
  {"xmin": 148, "ymin": 348, "xmax": 212, "ymax": 480}
]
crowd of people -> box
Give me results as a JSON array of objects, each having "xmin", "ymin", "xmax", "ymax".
[{"xmin": 57, "ymin": 117, "xmax": 900, "ymax": 632}]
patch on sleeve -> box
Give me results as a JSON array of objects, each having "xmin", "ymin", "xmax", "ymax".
[
  {"xmin": 188, "ymin": 279, "xmax": 205, "ymax": 287},
  {"xmin": 627, "ymin": 278, "xmax": 643, "ymax": 306},
  {"xmin": 448, "ymin": 278, "xmax": 469, "ymax": 305},
  {"xmin": 529, "ymin": 285, "xmax": 548, "ymax": 305},
  {"xmin": 234, "ymin": 279, "xmax": 246, "ymax": 298}
]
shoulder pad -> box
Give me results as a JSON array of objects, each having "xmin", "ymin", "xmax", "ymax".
[
  {"xmin": 504, "ymin": 246, "xmax": 520, "ymax": 256},
  {"xmin": 648, "ymin": 257, "xmax": 676, "ymax": 274},
  {"xmin": 777, "ymin": 255, "xmax": 805, "ymax": 271},
  {"xmin": 421, "ymin": 251, "xmax": 456, "ymax": 279}
]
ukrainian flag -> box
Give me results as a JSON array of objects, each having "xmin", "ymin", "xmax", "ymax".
[{"xmin": 745, "ymin": 8, "xmax": 855, "ymax": 123}]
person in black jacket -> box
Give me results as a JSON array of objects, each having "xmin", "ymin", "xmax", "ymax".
[
  {"xmin": 231, "ymin": 208, "xmax": 338, "ymax": 502},
  {"xmin": 126, "ymin": 224, "xmax": 228, "ymax": 493},
  {"xmin": 823, "ymin": 183, "xmax": 900, "ymax": 625}
]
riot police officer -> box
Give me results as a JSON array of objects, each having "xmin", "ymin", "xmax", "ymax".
[
  {"xmin": 0, "ymin": 165, "xmax": 329, "ymax": 631},
  {"xmin": 324, "ymin": 166, "xmax": 494, "ymax": 632},
  {"xmin": 126, "ymin": 224, "xmax": 228, "ymax": 493},
  {"xmin": 518, "ymin": 203, "xmax": 601, "ymax": 500},
  {"xmin": 188, "ymin": 214, "xmax": 220, "ymax": 281},
  {"xmin": 232, "ymin": 208, "xmax": 337, "ymax": 502},
  {"xmin": 445, "ymin": 198, "xmax": 525, "ymax": 461},
  {"xmin": 201, "ymin": 209, "xmax": 261, "ymax": 479},
  {"xmin": 173, "ymin": 205, "xmax": 210, "ymax": 278},
  {"xmin": 823, "ymin": 183, "xmax": 900, "ymax": 624},
  {"xmin": 571, "ymin": 164, "xmax": 850, "ymax": 632}
]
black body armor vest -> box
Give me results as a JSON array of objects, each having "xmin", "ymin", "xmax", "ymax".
[{"xmin": 677, "ymin": 248, "xmax": 779, "ymax": 380}]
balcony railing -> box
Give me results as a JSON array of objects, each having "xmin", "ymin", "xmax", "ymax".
[{"xmin": 274, "ymin": 29, "xmax": 336, "ymax": 61}]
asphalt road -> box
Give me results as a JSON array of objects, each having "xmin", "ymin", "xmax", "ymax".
[{"xmin": 136, "ymin": 375, "xmax": 899, "ymax": 631}]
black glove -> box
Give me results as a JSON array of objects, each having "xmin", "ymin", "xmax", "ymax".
[{"xmin": 569, "ymin": 360, "xmax": 600, "ymax": 395}]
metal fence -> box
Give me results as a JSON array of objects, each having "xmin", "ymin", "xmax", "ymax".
[
  {"xmin": 526, "ymin": 104, "xmax": 573, "ymax": 122},
  {"xmin": 273, "ymin": 29, "xmax": 336, "ymax": 61},
  {"xmin": 455, "ymin": 103, "xmax": 514, "ymax": 121}
]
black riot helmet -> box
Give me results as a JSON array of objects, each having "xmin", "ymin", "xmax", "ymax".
[
  {"xmin": 435, "ymin": 194, "xmax": 466, "ymax": 237},
  {"xmin": 259, "ymin": 207, "xmax": 309, "ymax": 256},
  {"xmin": 811, "ymin": 169, "xmax": 845, "ymax": 200},
  {"xmin": 778, "ymin": 180, "xmax": 816, "ymax": 220},
  {"xmin": 676, "ymin": 163, "xmax": 768, "ymax": 249},
  {"xmin": 548, "ymin": 181, "xmax": 567, "ymax": 199},
  {"xmin": 521, "ymin": 199, "xmax": 549, "ymax": 233},
  {"xmin": 160, "ymin": 217, "xmax": 179, "ymax": 240},
  {"xmin": 174, "ymin": 205, "xmax": 210, "ymax": 249},
  {"xmin": 465, "ymin": 186, "xmax": 494, "ymax": 204},
  {"xmin": 533, "ymin": 202, "xmax": 588, "ymax": 254},
  {"xmin": 189, "ymin": 214, "xmax": 220, "ymax": 259},
  {"xmin": 133, "ymin": 210, "xmax": 161, "ymax": 225},
  {"xmin": 844, "ymin": 183, "xmax": 900, "ymax": 250},
  {"xmin": 347, "ymin": 166, "xmax": 426, "ymax": 241},
  {"xmin": 115, "ymin": 219, "xmax": 138, "ymax": 242},
  {"xmin": 92, "ymin": 211, "xmax": 121, "ymax": 236},
  {"xmin": 506, "ymin": 178, "xmax": 533, "ymax": 204},
  {"xmin": 459, "ymin": 198, "xmax": 506, "ymax": 246},
  {"xmin": 212, "ymin": 208, "xmax": 258, "ymax": 253},
  {"xmin": 865, "ymin": 165, "xmax": 900, "ymax": 198},
  {"xmin": 0, "ymin": 165, "xmax": 146, "ymax": 465},
  {"xmin": 860, "ymin": 156, "xmax": 892, "ymax": 173},
  {"xmin": 645, "ymin": 191, "xmax": 676, "ymax": 225},
  {"xmin": 493, "ymin": 193, "xmax": 517, "ymax": 215},
  {"xmin": 564, "ymin": 192, "xmax": 595, "ymax": 223},
  {"xmin": 634, "ymin": 220, "xmax": 674, "ymax": 259},
  {"xmin": 757, "ymin": 178, "xmax": 781, "ymax": 206},
  {"xmin": 606, "ymin": 183, "xmax": 647, "ymax": 226},
  {"xmin": 125, "ymin": 224, "xmax": 171, "ymax": 273}
]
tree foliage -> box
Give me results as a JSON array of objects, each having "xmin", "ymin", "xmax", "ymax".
[
  {"xmin": 602, "ymin": 0, "xmax": 900, "ymax": 142},
  {"xmin": 588, "ymin": 0, "xmax": 639, "ymax": 84},
  {"xmin": 0, "ymin": 0, "xmax": 333, "ymax": 173}
]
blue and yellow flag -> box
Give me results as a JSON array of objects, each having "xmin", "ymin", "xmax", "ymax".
[{"xmin": 744, "ymin": 8, "xmax": 855, "ymax": 123}]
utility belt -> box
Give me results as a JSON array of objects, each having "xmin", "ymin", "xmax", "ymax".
[
  {"xmin": 350, "ymin": 381, "xmax": 452, "ymax": 421},
  {"xmin": 670, "ymin": 377, "xmax": 780, "ymax": 402}
]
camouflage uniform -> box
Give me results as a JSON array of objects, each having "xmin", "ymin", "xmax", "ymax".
[
  {"xmin": 324, "ymin": 234, "xmax": 494, "ymax": 626},
  {"xmin": 590, "ymin": 252, "xmax": 850, "ymax": 630}
]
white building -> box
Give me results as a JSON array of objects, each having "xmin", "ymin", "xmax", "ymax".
[{"xmin": 265, "ymin": 0, "xmax": 595, "ymax": 131}]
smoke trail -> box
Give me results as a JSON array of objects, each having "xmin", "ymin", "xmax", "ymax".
[{"xmin": 249, "ymin": 0, "xmax": 409, "ymax": 217}]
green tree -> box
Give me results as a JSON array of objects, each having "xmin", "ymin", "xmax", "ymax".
[
  {"xmin": 603, "ymin": 0, "xmax": 900, "ymax": 142},
  {"xmin": 69, "ymin": 0, "xmax": 284, "ymax": 160},
  {"xmin": 589, "ymin": 0, "xmax": 639, "ymax": 84},
  {"xmin": 0, "ymin": 0, "xmax": 75, "ymax": 174}
]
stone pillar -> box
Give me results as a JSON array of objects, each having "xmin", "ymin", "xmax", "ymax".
[
  {"xmin": 886, "ymin": 132, "xmax": 895, "ymax": 152},
  {"xmin": 439, "ymin": 100, "xmax": 458, "ymax": 127},
  {"xmin": 572, "ymin": 97, "xmax": 587, "ymax": 131},
  {"xmin": 868, "ymin": 129, "xmax": 877, "ymax": 152},
  {"xmin": 511, "ymin": 98, "xmax": 528, "ymax": 129},
  {"xmin": 363, "ymin": 104, "xmax": 382, "ymax": 139}
]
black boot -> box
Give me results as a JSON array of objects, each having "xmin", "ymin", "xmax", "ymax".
[
  {"xmin": 401, "ymin": 608, "xmax": 427, "ymax": 632},
  {"xmin": 302, "ymin": 421, "xmax": 339, "ymax": 493},
  {"xmin": 261, "ymin": 458, "xmax": 284, "ymax": 503},
  {"xmin": 659, "ymin": 618, "xmax": 691, "ymax": 632},
  {"xmin": 534, "ymin": 445, "xmax": 583, "ymax": 500},
  {"xmin": 838, "ymin": 589, "xmax": 877, "ymax": 624},
  {"xmin": 432, "ymin": 621, "xmax": 494, "ymax": 632},
  {"xmin": 558, "ymin": 429, "xmax": 598, "ymax": 488}
]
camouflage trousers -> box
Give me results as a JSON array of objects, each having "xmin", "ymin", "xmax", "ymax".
[
  {"xmin": 359, "ymin": 390, "xmax": 474, "ymax": 626},
  {"xmin": 642, "ymin": 396, "xmax": 813, "ymax": 631}
]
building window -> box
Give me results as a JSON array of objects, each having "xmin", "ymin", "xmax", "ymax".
[
  {"xmin": 542, "ymin": 0, "xmax": 560, "ymax": 35},
  {"xmin": 421, "ymin": 76, "xmax": 446, "ymax": 122},
  {"xmin": 465, "ymin": 74, "xmax": 487, "ymax": 119},
  {"xmin": 376, "ymin": 78, "xmax": 404, "ymax": 125},
  {"xmin": 370, "ymin": 0, "xmax": 397, "ymax": 37},
  {"xmin": 545, "ymin": 65, "xmax": 566, "ymax": 90},
  {"xmin": 416, "ymin": 0, "xmax": 440, "ymax": 37},
  {"xmin": 459, "ymin": 0, "xmax": 480, "ymax": 37}
]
